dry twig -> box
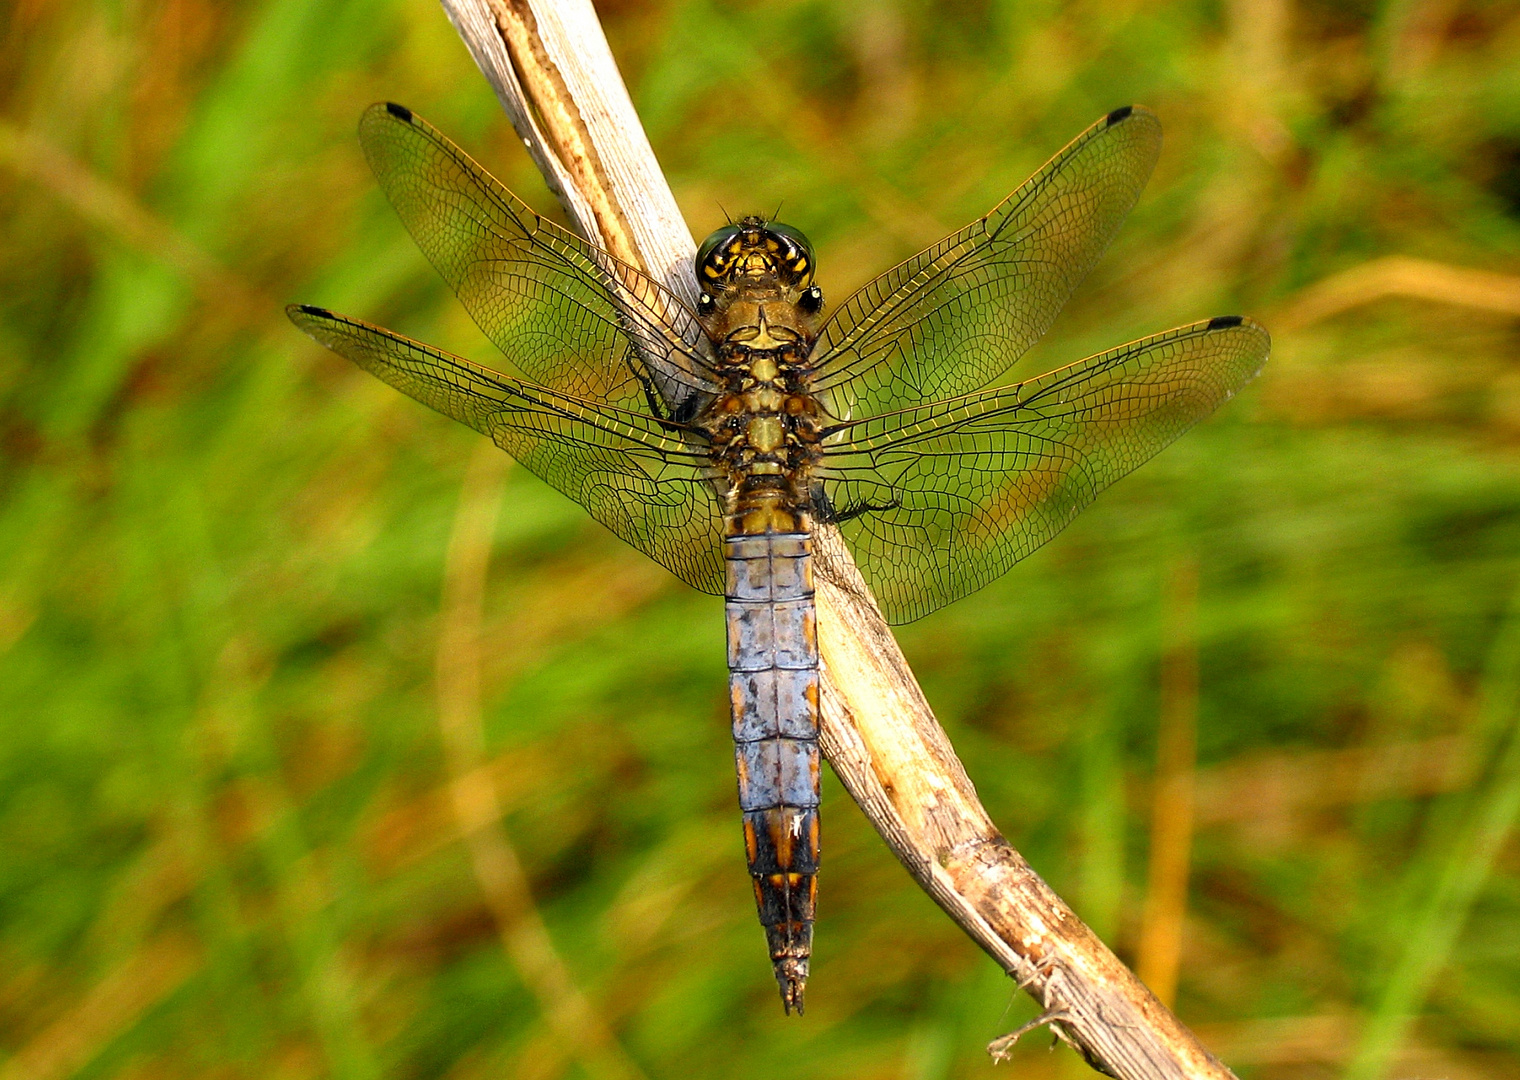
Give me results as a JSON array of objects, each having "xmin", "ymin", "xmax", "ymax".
[{"xmin": 438, "ymin": 1, "xmax": 1239, "ymax": 1075}]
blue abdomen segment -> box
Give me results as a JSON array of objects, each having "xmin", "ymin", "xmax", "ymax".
[{"xmin": 725, "ymin": 532, "xmax": 820, "ymax": 1014}]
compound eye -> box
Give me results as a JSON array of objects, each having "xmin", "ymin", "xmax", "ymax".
[
  {"xmin": 764, "ymin": 222, "xmax": 816, "ymax": 286},
  {"xmin": 798, "ymin": 285, "xmax": 824, "ymax": 315},
  {"xmin": 696, "ymin": 224, "xmax": 743, "ymax": 284}
]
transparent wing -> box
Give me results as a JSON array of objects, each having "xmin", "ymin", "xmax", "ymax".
[
  {"xmin": 817, "ymin": 317, "xmax": 1270, "ymax": 623},
  {"xmin": 288, "ymin": 304, "xmax": 724, "ymax": 594},
  {"xmin": 813, "ymin": 106, "xmax": 1163, "ymax": 418},
  {"xmin": 359, "ymin": 102, "xmax": 714, "ymax": 417}
]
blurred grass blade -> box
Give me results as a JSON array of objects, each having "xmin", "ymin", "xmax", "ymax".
[
  {"xmin": 1077, "ymin": 690, "xmax": 1127, "ymax": 945},
  {"xmin": 1137, "ymin": 557, "xmax": 1200, "ymax": 1009},
  {"xmin": 1277, "ymin": 256, "xmax": 1520, "ymax": 331},
  {"xmin": 0, "ymin": 121, "xmax": 247, "ymax": 302},
  {"xmin": 1344, "ymin": 587, "xmax": 1520, "ymax": 1080},
  {"xmin": 436, "ymin": 444, "xmax": 648, "ymax": 1080},
  {"xmin": 0, "ymin": 933, "xmax": 199, "ymax": 1080}
]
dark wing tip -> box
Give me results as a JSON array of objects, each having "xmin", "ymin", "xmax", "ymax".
[
  {"xmin": 1207, "ymin": 314, "xmax": 1245, "ymax": 329},
  {"xmin": 1106, "ymin": 104, "xmax": 1135, "ymax": 125},
  {"xmin": 292, "ymin": 303, "xmax": 334, "ymax": 318},
  {"xmin": 384, "ymin": 101, "xmax": 413, "ymax": 123}
]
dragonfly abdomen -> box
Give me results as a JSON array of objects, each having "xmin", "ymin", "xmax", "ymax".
[{"xmin": 725, "ymin": 531, "xmax": 820, "ymax": 1014}]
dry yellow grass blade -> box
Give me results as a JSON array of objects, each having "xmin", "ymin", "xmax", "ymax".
[
  {"xmin": 435, "ymin": 442, "xmax": 648, "ymax": 1080},
  {"xmin": 0, "ymin": 932, "xmax": 200, "ymax": 1080},
  {"xmin": 0, "ymin": 120, "xmax": 265, "ymax": 314},
  {"xmin": 1278, "ymin": 256, "xmax": 1520, "ymax": 330},
  {"xmin": 1137, "ymin": 558, "xmax": 1200, "ymax": 1010}
]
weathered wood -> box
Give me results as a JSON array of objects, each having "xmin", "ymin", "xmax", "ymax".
[{"xmin": 437, "ymin": 2, "xmax": 1239, "ymax": 1076}]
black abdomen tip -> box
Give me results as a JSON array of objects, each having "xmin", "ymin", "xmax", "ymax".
[
  {"xmin": 775, "ymin": 958, "xmax": 807, "ymax": 1015},
  {"xmin": 1106, "ymin": 105, "xmax": 1134, "ymax": 125},
  {"xmin": 385, "ymin": 102, "xmax": 413, "ymax": 122},
  {"xmin": 1208, "ymin": 315, "xmax": 1245, "ymax": 329}
]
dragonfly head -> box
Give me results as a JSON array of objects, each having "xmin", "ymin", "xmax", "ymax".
[{"xmin": 696, "ymin": 218, "xmax": 822, "ymax": 318}]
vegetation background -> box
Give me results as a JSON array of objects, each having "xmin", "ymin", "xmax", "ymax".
[{"xmin": 3, "ymin": 0, "xmax": 1519, "ymax": 1077}]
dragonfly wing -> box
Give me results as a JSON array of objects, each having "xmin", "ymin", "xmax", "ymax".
[
  {"xmin": 812, "ymin": 106, "xmax": 1162, "ymax": 417},
  {"xmin": 289, "ymin": 304, "xmax": 725, "ymax": 595},
  {"xmin": 817, "ymin": 316, "xmax": 1269, "ymax": 623},
  {"xmin": 359, "ymin": 102, "xmax": 714, "ymax": 416}
]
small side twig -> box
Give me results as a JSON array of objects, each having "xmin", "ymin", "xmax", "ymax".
[
  {"xmin": 439, "ymin": 2, "xmax": 1239, "ymax": 1076},
  {"xmin": 987, "ymin": 1005, "xmax": 1077, "ymax": 1064}
]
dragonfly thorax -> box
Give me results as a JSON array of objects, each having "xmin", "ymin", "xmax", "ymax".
[
  {"xmin": 696, "ymin": 219, "xmax": 826, "ymax": 535},
  {"xmin": 702, "ymin": 341, "xmax": 823, "ymax": 536},
  {"xmin": 715, "ymin": 298, "xmax": 814, "ymax": 350}
]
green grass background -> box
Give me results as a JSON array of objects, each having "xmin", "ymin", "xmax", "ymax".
[{"xmin": 2, "ymin": 0, "xmax": 1519, "ymax": 1077}]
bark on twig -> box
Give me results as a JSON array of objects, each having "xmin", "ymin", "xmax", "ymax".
[{"xmin": 439, "ymin": 1, "xmax": 1239, "ymax": 1075}]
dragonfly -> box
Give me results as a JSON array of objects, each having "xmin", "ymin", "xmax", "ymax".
[{"xmin": 289, "ymin": 101, "xmax": 1269, "ymax": 1013}]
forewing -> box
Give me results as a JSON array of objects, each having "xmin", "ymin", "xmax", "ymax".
[
  {"xmin": 818, "ymin": 317, "xmax": 1269, "ymax": 623},
  {"xmin": 288, "ymin": 304, "xmax": 724, "ymax": 594},
  {"xmin": 358, "ymin": 102, "xmax": 714, "ymax": 414},
  {"xmin": 813, "ymin": 106, "xmax": 1163, "ymax": 417}
]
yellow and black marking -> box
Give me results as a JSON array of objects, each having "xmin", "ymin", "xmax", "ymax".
[
  {"xmin": 696, "ymin": 217, "xmax": 816, "ymax": 296},
  {"xmin": 701, "ymin": 219, "xmax": 830, "ymax": 1012}
]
